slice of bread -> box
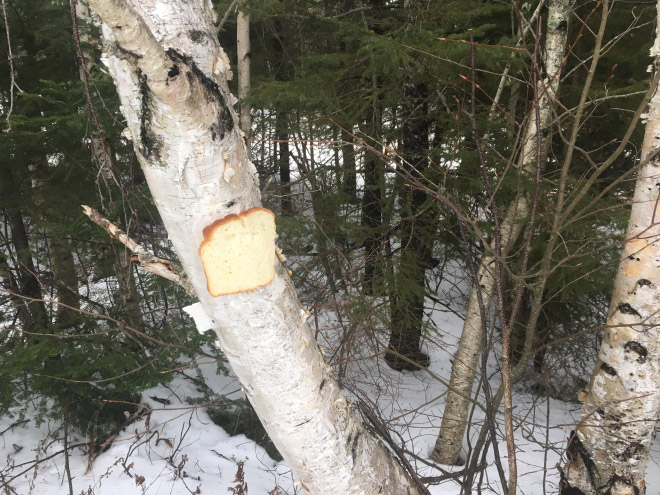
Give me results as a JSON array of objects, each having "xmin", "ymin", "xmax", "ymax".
[{"xmin": 199, "ymin": 207, "xmax": 276, "ymax": 297}]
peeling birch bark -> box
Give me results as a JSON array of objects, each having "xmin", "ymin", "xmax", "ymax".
[
  {"xmin": 84, "ymin": 1, "xmax": 420, "ymax": 493},
  {"xmin": 559, "ymin": 4, "xmax": 660, "ymax": 492},
  {"xmin": 432, "ymin": 0, "xmax": 574, "ymax": 466}
]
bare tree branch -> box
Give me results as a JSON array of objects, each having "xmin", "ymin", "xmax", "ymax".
[{"xmin": 82, "ymin": 205, "xmax": 193, "ymax": 293}]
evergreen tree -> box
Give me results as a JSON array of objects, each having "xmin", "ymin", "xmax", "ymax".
[{"xmin": 0, "ymin": 0, "xmax": 216, "ymax": 440}]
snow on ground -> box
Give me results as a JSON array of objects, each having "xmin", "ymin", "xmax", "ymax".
[
  {"xmin": 2, "ymin": 262, "xmax": 660, "ymax": 494},
  {"xmin": 1, "ymin": 362, "xmax": 295, "ymax": 495}
]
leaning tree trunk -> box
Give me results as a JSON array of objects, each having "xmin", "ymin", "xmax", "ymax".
[
  {"xmin": 432, "ymin": 0, "xmax": 573, "ymax": 465},
  {"xmin": 85, "ymin": 1, "xmax": 420, "ymax": 494},
  {"xmin": 559, "ymin": 5, "xmax": 660, "ymax": 492}
]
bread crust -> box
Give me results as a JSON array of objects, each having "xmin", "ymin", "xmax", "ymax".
[{"xmin": 199, "ymin": 207, "xmax": 276, "ymax": 297}]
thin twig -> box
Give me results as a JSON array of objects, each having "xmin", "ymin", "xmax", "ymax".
[
  {"xmin": 63, "ymin": 411, "xmax": 74, "ymax": 495},
  {"xmin": 333, "ymin": 6, "xmax": 370, "ymax": 19},
  {"xmin": 0, "ymin": 420, "xmax": 28, "ymax": 437},
  {"xmin": 355, "ymin": 399, "xmax": 432, "ymax": 495},
  {"xmin": 70, "ymin": 0, "xmax": 121, "ymax": 187},
  {"xmin": 0, "ymin": 443, "xmax": 89, "ymax": 490},
  {"xmin": 1, "ymin": 0, "xmax": 22, "ymax": 132},
  {"xmin": 488, "ymin": 0, "xmax": 546, "ymax": 116}
]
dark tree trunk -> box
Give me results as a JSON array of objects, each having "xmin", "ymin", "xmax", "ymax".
[
  {"xmin": 385, "ymin": 81, "xmax": 434, "ymax": 371},
  {"xmin": 341, "ymin": 129, "xmax": 357, "ymax": 201},
  {"xmin": 361, "ymin": 99, "xmax": 383, "ymax": 293},
  {"xmin": 29, "ymin": 164, "xmax": 81, "ymax": 330},
  {"xmin": 112, "ymin": 244, "xmax": 144, "ymax": 331},
  {"xmin": 0, "ymin": 253, "xmax": 34, "ymax": 336},
  {"xmin": 277, "ymin": 110, "xmax": 294, "ymax": 215},
  {"xmin": 49, "ymin": 235, "xmax": 81, "ymax": 329},
  {"xmin": 0, "ymin": 165, "xmax": 48, "ymax": 333}
]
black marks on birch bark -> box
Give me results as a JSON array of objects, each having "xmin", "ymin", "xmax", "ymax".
[
  {"xmin": 616, "ymin": 303, "xmax": 641, "ymax": 318},
  {"xmin": 607, "ymin": 411, "xmax": 624, "ymax": 431},
  {"xmin": 167, "ymin": 64, "xmax": 180, "ymax": 79},
  {"xmin": 116, "ymin": 45, "xmax": 142, "ymax": 61},
  {"xmin": 345, "ymin": 430, "xmax": 356, "ymax": 461},
  {"xmin": 600, "ymin": 362, "xmax": 617, "ymax": 376},
  {"xmin": 563, "ymin": 430, "xmax": 599, "ymax": 493},
  {"xmin": 165, "ymin": 49, "xmax": 235, "ymax": 141},
  {"xmin": 138, "ymin": 69, "xmax": 161, "ymax": 158},
  {"xmin": 635, "ymin": 278, "xmax": 654, "ymax": 289},
  {"xmin": 619, "ymin": 441, "xmax": 645, "ymax": 461},
  {"xmin": 600, "ymin": 474, "xmax": 642, "ymax": 495},
  {"xmin": 565, "ymin": 431, "xmax": 579, "ymax": 461},
  {"xmin": 189, "ymin": 30, "xmax": 209, "ymax": 44},
  {"xmin": 351, "ymin": 432, "xmax": 360, "ymax": 462},
  {"xmin": 538, "ymin": 59, "xmax": 548, "ymax": 80},
  {"xmin": 559, "ymin": 472, "xmax": 587, "ymax": 495},
  {"xmin": 629, "ymin": 278, "xmax": 655, "ymax": 295},
  {"xmin": 623, "ymin": 341, "xmax": 648, "ymax": 364}
]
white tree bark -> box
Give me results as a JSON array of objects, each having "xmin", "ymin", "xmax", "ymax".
[
  {"xmin": 559, "ymin": 4, "xmax": 660, "ymax": 492},
  {"xmin": 432, "ymin": 0, "xmax": 574, "ymax": 465},
  {"xmin": 84, "ymin": 1, "xmax": 420, "ymax": 493},
  {"xmin": 237, "ymin": 0, "xmax": 251, "ymax": 136}
]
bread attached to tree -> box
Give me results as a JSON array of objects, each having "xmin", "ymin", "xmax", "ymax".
[{"xmin": 199, "ymin": 207, "xmax": 277, "ymax": 296}]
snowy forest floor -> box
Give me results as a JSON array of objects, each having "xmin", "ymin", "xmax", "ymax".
[{"xmin": 3, "ymin": 270, "xmax": 660, "ymax": 494}]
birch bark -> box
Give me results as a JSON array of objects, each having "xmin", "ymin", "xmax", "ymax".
[
  {"xmin": 431, "ymin": 0, "xmax": 573, "ymax": 465},
  {"xmin": 236, "ymin": 0, "xmax": 251, "ymax": 136},
  {"xmin": 84, "ymin": 1, "xmax": 420, "ymax": 493},
  {"xmin": 559, "ymin": 4, "xmax": 660, "ymax": 492}
]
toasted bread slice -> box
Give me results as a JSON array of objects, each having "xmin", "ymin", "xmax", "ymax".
[{"xmin": 199, "ymin": 208, "xmax": 276, "ymax": 296}]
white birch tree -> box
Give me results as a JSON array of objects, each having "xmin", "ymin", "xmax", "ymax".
[
  {"xmin": 431, "ymin": 0, "xmax": 574, "ymax": 465},
  {"xmin": 559, "ymin": 3, "xmax": 660, "ymax": 492},
  {"xmin": 83, "ymin": 0, "xmax": 421, "ymax": 493},
  {"xmin": 236, "ymin": 0, "xmax": 250, "ymax": 136}
]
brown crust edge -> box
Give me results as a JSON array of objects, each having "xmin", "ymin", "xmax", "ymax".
[{"xmin": 198, "ymin": 207, "xmax": 276, "ymax": 297}]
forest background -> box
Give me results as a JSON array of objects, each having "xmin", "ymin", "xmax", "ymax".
[{"xmin": 1, "ymin": 0, "xmax": 659, "ymax": 494}]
